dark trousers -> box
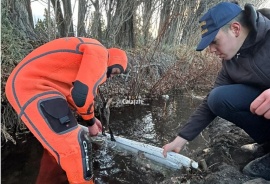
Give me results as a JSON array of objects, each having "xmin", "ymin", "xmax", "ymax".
[{"xmin": 208, "ymin": 84, "xmax": 270, "ymax": 144}]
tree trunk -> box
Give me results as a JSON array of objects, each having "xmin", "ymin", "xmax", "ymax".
[
  {"xmin": 51, "ymin": 0, "xmax": 66, "ymax": 37},
  {"xmin": 62, "ymin": 0, "xmax": 74, "ymax": 36},
  {"xmin": 24, "ymin": 0, "xmax": 34, "ymax": 29},
  {"xmin": 181, "ymin": 0, "xmax": 206, "ymax": 46},
  {"xmin": 157, "ymin": 0, "xmax": 172, "ymax": 43},
  {"xmin": 2, "ymin": 0, "xmax": 37, "ymax": 40},
  {"xmin": 77, "ymin": 0, "xmax": 87, "ymax": 37},
  {"xmin": 90, "ymin": 0, "xmax": 102, "ymax": 40},
  {"xmin": 142, "ymin": 0, "xmax": 154, "ymax": 45},
  {"xmin": 114, "ymin": 0, "xmax": 135, "ymax": 48},
  {"xmin": 104, "ymin": 0, "xmax": 114, "ymax": 43},
  {"xmin": 167, "ymin": 0, "xmax": 183, "ymax": 46}
]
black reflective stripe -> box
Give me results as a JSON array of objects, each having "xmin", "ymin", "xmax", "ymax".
[
  {"xmin": 92, "ymin": 72, "xmax": 107, "ymax": 97},
  {"xmin": 21, "ymin": 105, "xmax": 61, "ymax": 164},
  {"xmin": 87, "ymin": 103, "xmax": 94, "ymax": 114},
  {"xmin": 19, "ymin": 91, "xmax": 63, "ymax": 118},
  {"xmin": 11, "ymin": 49, "xmax": 82, "ymax": 109},
  {"xmin": 75, "ymin": 42, "xmax": 106, "ymax": 54},
  {"xmin": 78, "ymin": 128, "xmax": 93, "ymax": 180},
  {"xmin": 18, "ymin": 92, "xmax": 65, "ymax": 165},
  {"xmin": 77, "ymin": 37, "xmax": 84, "ymax": 43},
  {"xmin": 79, "ymin": 112, "xmax": 93, "ymax": 116}
]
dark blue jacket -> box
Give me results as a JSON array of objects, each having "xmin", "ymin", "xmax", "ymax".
[{"xmin": 178, "ymin": 12, "xmax": 270, "ymax": 141}]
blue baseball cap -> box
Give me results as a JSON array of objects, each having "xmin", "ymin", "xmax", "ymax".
[{"xmin": 196, "ymin": 2, "xmax": 242, "ymax": 51}]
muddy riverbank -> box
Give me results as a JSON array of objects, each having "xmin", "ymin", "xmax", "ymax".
[{"xmin": 177, "ymin": 118, "xmax": 270, "ymax": 184}]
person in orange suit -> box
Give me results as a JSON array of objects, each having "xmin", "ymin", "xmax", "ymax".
[{"xmin": 5, "ymin": 37, "xmax": 128, "ymax": 184}]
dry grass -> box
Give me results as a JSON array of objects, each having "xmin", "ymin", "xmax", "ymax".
[
  {"xmin": 150, "ymin": 47, "xmax": 221, "ymax": 95},
  {"xmin": 99, "ymin": 46, "xmax": 221, "ymax": 103}
]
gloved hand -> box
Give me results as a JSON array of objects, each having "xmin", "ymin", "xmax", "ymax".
[{"xmin": 86, "ymin": 118, "xmax": 102, "ymax": 136}]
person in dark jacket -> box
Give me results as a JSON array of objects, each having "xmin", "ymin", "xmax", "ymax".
[{"xmin": 162, "ymin": 2, "xmax": 270, "ymax": 180}]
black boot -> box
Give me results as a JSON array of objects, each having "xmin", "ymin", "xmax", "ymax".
[{"xmin": 243, "ymin": 153, "xmax": 270, "ymax": 181}]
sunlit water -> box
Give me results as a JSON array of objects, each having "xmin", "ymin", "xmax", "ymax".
[{"xmin": 2, "ymin": 92, "xmax": 209, "ymax": 184}]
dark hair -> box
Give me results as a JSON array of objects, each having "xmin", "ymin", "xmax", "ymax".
[
  {"xmin": 234, "ymin": 11, "xmax": 250, "ymax": 28},
  {"xmin": 222, "ymin": 11, "xmax": 250, "ymax": 31}
]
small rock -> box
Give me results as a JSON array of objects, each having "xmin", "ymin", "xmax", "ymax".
[
  {"xmin": 202, "ymin": 148, "xmax": 211, "ymax": 154},
  {"xmin": 199, "ymin": 159, "xmax": 208, "ymax": 171}
]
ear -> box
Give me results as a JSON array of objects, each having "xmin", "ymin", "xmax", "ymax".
[{"xmin": 230, "ymin": 22, "xmax": 241, "ymax": 37}]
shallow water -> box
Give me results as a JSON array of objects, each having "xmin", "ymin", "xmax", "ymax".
[{"xmin": 1, "ymin": 92, "xmax": 209, "ymax": 184}]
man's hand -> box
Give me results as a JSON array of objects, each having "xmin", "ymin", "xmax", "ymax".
[
  {"xmin": 250, "ymin": 89, "xmax": 270, "ymax": 119},
  {"xmin": 88, "ymin": 118, "xmax": 102, "ymax": 136},
  {"xmin": 162, "ymin": 136, "xmax": 188, "ymax": 158}
]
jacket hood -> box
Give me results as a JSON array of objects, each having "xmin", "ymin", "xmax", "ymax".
[{"xmin": 241, "ymin": 5, "xmax": 270, "ymax": 50}]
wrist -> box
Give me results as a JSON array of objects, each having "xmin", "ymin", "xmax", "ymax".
[
  {"xmin": 175, "ymin": 136, "xmax": 188, "ymax": 145},
  {"xmin": 85, "ymin": 118, "xmax": 96, "ymax": 126}
]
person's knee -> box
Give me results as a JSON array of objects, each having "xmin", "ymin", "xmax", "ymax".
[
  {"xmin": 208, "ymin": 84, "xmax": 262, "ymax": 116},
  {"xmin": 208, "ymin": 86, "xmax": 227, "ymax": 115}
]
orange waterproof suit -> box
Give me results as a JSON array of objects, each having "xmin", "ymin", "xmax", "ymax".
[{"xmin": 5, "ymin": 37, "xmax": 127, "ymax": 184}]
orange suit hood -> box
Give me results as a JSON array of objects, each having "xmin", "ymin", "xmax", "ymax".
[{"xmin": 107, "ymin": 48, "xmax": 128, "ymax": 74}]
